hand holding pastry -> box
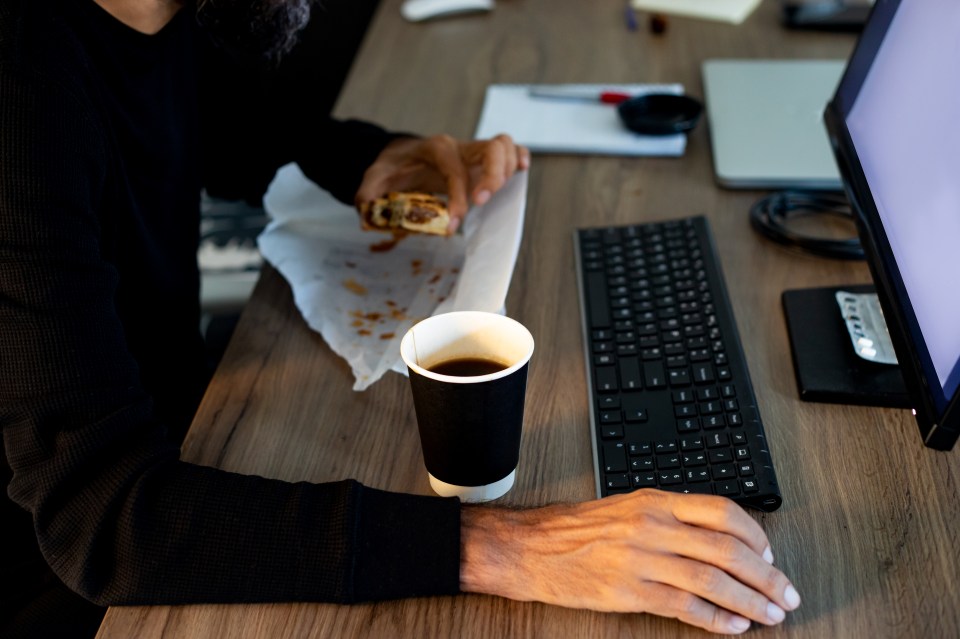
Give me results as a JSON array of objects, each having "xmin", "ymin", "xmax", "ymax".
[{"xmin": 355, "ymin": 133, "xmax": 530, "ymax": 235}]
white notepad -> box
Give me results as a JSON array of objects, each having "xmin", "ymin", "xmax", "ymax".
[
  {"xmin": 631, "ymin": 0, "xmax": 762, "ymax": 24},
  {"xmin": 474, "ymin": 84, "xmax": 687, "ymax": 157}
]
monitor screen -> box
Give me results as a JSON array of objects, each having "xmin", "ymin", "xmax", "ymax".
[{"xmin": 825, "ymin": 0, "xmax": 960, "ymax": 449}]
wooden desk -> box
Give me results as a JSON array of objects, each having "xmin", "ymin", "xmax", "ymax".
[{"xmin": 98, "ymin": 1, "xmax": 960, "ymax": 637}]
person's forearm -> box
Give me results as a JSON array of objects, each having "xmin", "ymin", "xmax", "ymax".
[{"xmin": 460, "ymin": 505, "xmax": 536, "ymax": 603}]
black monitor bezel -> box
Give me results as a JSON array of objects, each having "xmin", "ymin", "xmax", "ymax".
[{"xmin": 823, "ymin": 0, "xmax": 960, "ymax": 450}]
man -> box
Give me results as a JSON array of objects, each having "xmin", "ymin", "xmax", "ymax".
[{"xmin": 0, "ymin": 1, "xmax": 800, "ymax": 637}]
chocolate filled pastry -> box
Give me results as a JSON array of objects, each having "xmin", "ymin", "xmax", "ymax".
[{"xmin": 363, "ymin": 192, "xmax": 451, "ymax": 236}]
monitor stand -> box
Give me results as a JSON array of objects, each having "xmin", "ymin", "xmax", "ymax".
[{"xmin": 781, "ymin": 284, "xmax": 911, "ymax": 408}]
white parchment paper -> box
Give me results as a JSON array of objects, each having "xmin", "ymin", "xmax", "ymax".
[{"xmin": 258, "ymin": 163, "xmax": 527, "ymax": 390}]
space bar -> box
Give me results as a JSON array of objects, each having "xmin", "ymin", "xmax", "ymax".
[{"xmin": 587, "ymin": 271, "xmax": 610, "ymax": 328}]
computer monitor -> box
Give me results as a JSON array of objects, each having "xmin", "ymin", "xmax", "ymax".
[{"xmin": 823, "ymin": 0, "xmax": 960, "ymax": 450}]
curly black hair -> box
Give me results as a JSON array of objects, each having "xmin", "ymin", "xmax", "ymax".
[{"xmin": 196, "ymin": 0, "xmax": 317, "ymax": 65}]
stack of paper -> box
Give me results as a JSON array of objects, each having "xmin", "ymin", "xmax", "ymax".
[
  {"xmin": 474, "ymin": 84, "xmax": 687, "ymax": 157},
  {"xmin": 631, "ymin": 0, "xmax": 762, "ymax": 25}
]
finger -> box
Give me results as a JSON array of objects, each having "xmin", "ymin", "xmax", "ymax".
[
  {"xmin": 665, "ymin": 525, "xmax": 800, "ymax": 612},
  {"xmin": 499, "ymin": 135, "xmax": 519, "ymax": 184},
  {"xmin": 518, "ymin": 144, "xmax": 531, "ymax": 170},
  {"xmin": 668, "ymin": 493, "xmax": 772, "ymax": 558},
  {"xmin": 640, "ymin": 582, "xmax": 753, "ymax": 635},
  {"xmin": 472, "ymin": 136, "xmax": 508, "ymax": 205},
  {"xmin": 426, "ymin": 135, "xmax": 470, "ymax": 219},
  {"xmin": 653, "ymin": 555, "xmax": 787, "ymax": 628}
]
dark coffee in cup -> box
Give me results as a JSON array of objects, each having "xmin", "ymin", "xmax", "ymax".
[{"xmin": 428, "ymin": 357, "xmax": 508, "ymax": 377}]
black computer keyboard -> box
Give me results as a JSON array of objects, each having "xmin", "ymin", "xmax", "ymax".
[{"xmin": 574, "ymin": 216, "xmax": 782, "ymax": 512}]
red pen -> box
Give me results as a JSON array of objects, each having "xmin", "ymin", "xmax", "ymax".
[{"xmin": 528, "ymin": 86, "xmax": 633, "ymax": 105}]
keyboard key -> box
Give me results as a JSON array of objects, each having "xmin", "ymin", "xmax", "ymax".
[
  {"xmin": 594, "ymin": 353, "xmax": 615, "ymax": 366},
  {"xmin": 712, "ymin": 464, "xmax": 737, "ymax": 480},
  {"xmin": 716, "ymin": 481, "xmax": 740, "ymax": 496},
  {"xmin": 618, "ymin": 357, "xmax": 642, "ymax": 391},
  {"xmin": 596, "ymin": 367, "xmax": 618, "ymax": 393},
  {"xmin": 696, "ymin": 387, "xmax": 719, "ymax": 401},
  {"xmin": 644, "ymin": 361, "xmax": 666, "ymax": 388},
  {"xmin": 586, "ymin": 271, "xmax": 611, "ymax": 328},
  {"xmin": 632, "ymin": 473, "xmax": 657, "ymax": 488},
  {"xmin": 682, "ymin": 452, "xmax": 707, "ymax": 467},
  {"xmin": 675, "ymin": 405, "xmax": 697, "ymax": 418},
  {"xmin": 629, "ymin": 442, "xmax": 652, "ymax": 456},
  {"xmin": 709, "ymin": 449, "xmax": 733, "ymax": 464},
  {"xmin": 703, "ymin": 415, "xmax": 726, "ymax": 429},
  {"xmin": 600, "ymin": 424, "xmax": 623, "ymax": 439},
  {"xmin": 706, "ymin": 432, "xmax": 729, "ymax": 448},
  {"xmin": 606, "ymin": 474, "xmax": 630, "ymax": 490},
  {"xmin": 692, "ymin": 363, "xmax": 715, "ymax": 384},
  {"xmin": 658, "ymin": 471, "xmax": 683, "ymax": 486},
  {"xmin": 603, "ymin": 442, "xmax": 627, "ymax": 472},
  {"xmin": 600, "ymin": 410, "xmax": 622, "ymax": 424},
  {"xmin": 741, "ymin": 479, "xmax": 760, "ymax": 493},
  {"xmin": 657, "ymin": 454, "xmax": 681, "ymax": 469},
  {"xmin": 598, "ymin": 395, "xmax": 620, "ymax": 409},
  {"xmin": 654, "ymin": 441, "xmax": 678, "ymax": 454}
]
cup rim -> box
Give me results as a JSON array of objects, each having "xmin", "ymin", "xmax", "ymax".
[{"xmin": 401, "ymin": 311, "xmax": 534, "ymax": 385}]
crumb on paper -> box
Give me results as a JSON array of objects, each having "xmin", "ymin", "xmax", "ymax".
[
  {"xmin": 428, "ymin": 273, "xmax": 441, "ymax": 284},
  {"xmin": 343, "ymin": 279, "xmax": 368, "ymax": 295},
  {"xmin": 370, "ymin": 238, "xmax": 399, "ymax": 253},
  {"xmin": 350, "ymin": 310, "xmax": 383, "ymax": 322},
  {"xmin": 357, "ymin": 329, "xmax": 371, "ymax": 336},
  {"xmin": 369, "ymin": 228, "xmax": 409, "ymax": 253},
  {"xmin": 451, "ymin": 267, "xmax": 460, "ymax": 274},
  {"xmin": 380, "ymin": 333, "xmax": 395, "ymax": 340}
]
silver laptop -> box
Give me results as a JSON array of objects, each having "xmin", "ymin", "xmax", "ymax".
[{"xmin": 702, "ymin": 59, "xmax": 845, "ymax": 190}]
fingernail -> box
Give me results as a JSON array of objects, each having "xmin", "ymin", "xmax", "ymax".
[
  {"xmin": 474, "ymin": 190, "xmax": 491, "ymax": 205},
  {"xmin": 729, "ymin": 615, "xmax": 751, "ymax": 633},
  {"xmin": 784, "ymin": 584, "xmax": 801, "ymax": 609},
  {"xmin": 447, "ymin": 217, "xmax": 460, "ymax": 235},
  {"xmin": 766, "ymin": 602, "xmax": 786, "ymax": 624},
  {"xmin": 762, "ymin": 546, "xmax": 774, "ymax": 564}
]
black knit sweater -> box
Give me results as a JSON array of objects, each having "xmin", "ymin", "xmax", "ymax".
[{"xmin": 0, "ymin": 0, "xmax": 460, "ymax": 615}]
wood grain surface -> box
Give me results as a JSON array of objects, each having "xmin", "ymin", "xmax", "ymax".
[{"xmin": 98, "ymin": 1, "xmax": 960, "ymax": 637}]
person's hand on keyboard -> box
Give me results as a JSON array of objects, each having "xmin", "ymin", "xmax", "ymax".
[
  {"xmin": 354, "ymin": 133, "xmax": 530, "ymax": 235},
  {"xmin": 459, "ymin": 489, "xmax": 801, "ymax": 634}
]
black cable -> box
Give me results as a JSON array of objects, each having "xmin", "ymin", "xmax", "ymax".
[{"xmin": 749, "ymin": 190, "xmax": 864, "ymax": 260}]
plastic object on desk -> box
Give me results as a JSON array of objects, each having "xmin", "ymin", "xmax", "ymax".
[
  {"xmin": 616, "ymin": 93, "xmax": 703, "ymax": 135},
  {"xmin": 400, "ymin": 0, "xmax": 494, "ymax": 22}
]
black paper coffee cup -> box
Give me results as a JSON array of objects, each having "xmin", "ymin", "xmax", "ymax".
[{"xmin": 400, "ymin": 311, "xmax": 535, "ymax": 501}]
